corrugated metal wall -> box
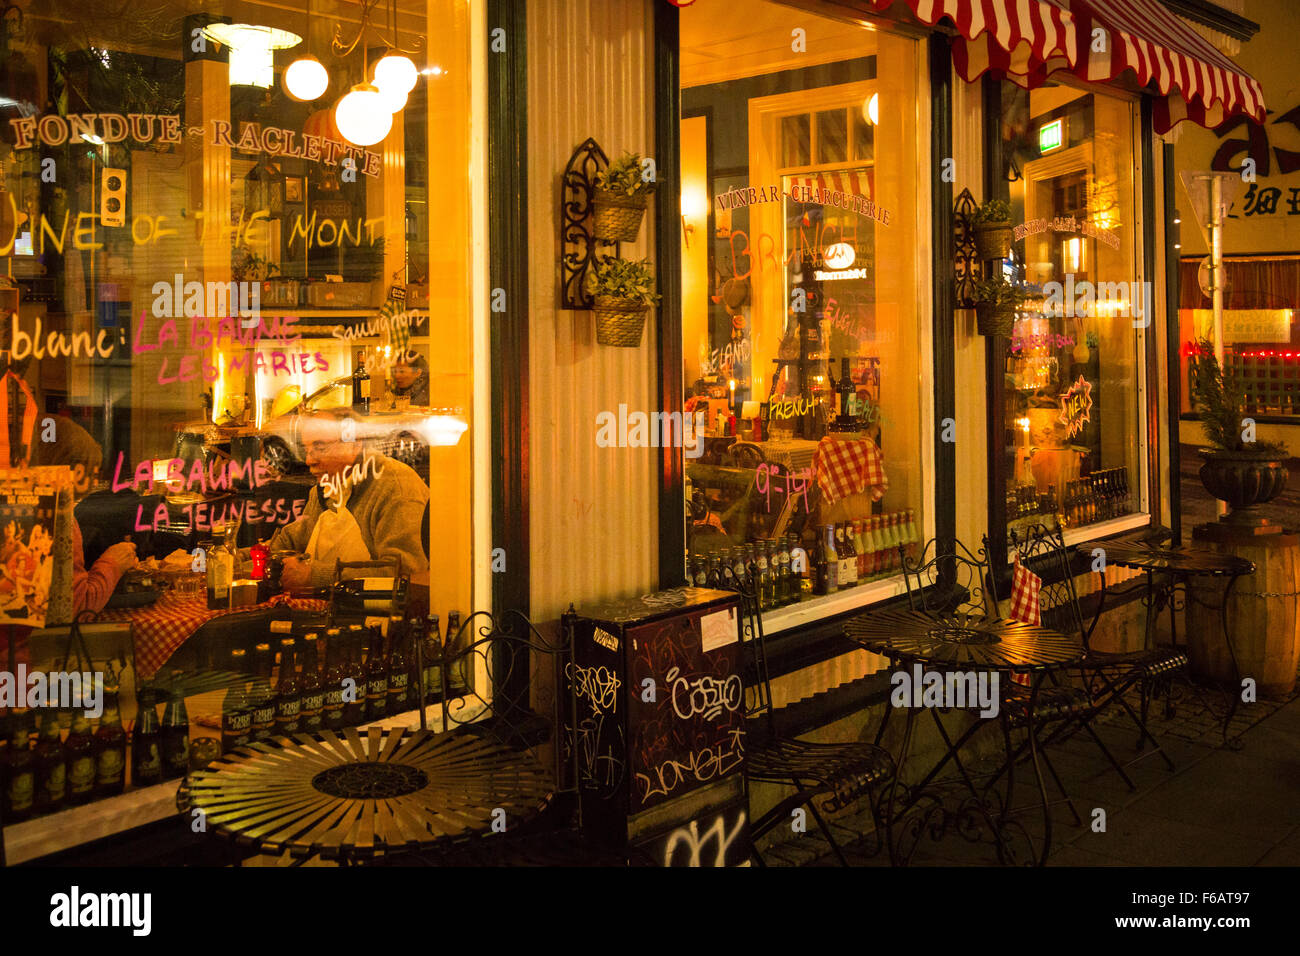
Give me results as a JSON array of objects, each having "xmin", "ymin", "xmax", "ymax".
[{"xmin": 527, "ymin": 0, "xmax": 659, "ymax": 621}]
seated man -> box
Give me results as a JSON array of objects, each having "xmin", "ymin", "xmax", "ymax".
[{"xmin": 273, "ymin": 408, "xmax": 430, "ymax": 590}]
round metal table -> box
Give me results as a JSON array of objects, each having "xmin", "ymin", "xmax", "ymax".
[
  {"xmin": 178, "ymin": 727, "xmax": 553, "ymax": 862},
  {"xmin": 846, "ymin": 608, "xmax": 1084, "ymax": 866},
  {"xmin": 1094, "ymin": 539, "xmax": 1256, "ymax": 746}
]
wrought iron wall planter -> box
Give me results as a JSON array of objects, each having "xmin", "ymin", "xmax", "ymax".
[
  {"xmin": 954, "ymin": 187, "xmax": 983, "ymax": 311},
  {"xmin": 561, "ymin": 137, "xmax": 624, "ymax": 310}
]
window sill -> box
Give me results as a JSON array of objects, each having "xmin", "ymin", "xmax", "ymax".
[
  {"xmin": 1062, "ymin": 512, "xmax": 1150, "ymax": 548},
  {"xmin": 762, "ymin": 575, "xmax": 908, "ymax": 635}
]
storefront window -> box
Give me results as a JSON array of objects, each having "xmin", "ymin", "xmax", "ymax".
[
  {"xmin": 0, "ymin": 0, "xmax": 480, "ymax": 843},
  {"xmin": 679, "ymin": 1, "xmax": 931, "ymax": 614},
  {"xmin": 996, "ymin": 81, "xmax": 1148, "ymax": 540}
]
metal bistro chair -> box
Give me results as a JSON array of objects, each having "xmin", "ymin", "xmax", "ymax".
[
  {"xmin": 709, "ymin": 563, "xmax": 897, "ymax": 867},
  {"xmin": 1040, "ymin": 525, "xmax": 1187, "ymax": 774},
  {"xmin": 380, "ymin": 610, "xmax": 636, "ymax": 866},
  {"xmin": 895, "ymin": 536, "xmax": 1099, "ymax": 828},
  {"xmin": 997, "ymin": 522, "xmax": 1145, "ymax": 798}
]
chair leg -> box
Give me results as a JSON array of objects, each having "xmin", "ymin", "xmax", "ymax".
[
  {"xmin": 803, "ymin": 788, "xmax": 851, "ymax": 867},
  {"xmin": 1037, "ymin": 746, "xmax": 1081, "ymax": 827},
  {"xmin": 1082, "ymin": 720, "xmax": 1136, "ymax": 791}
]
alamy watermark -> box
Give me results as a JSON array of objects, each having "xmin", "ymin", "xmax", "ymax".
[
  {"xmin": 0, "ymin": 666, "xmax": 103, "ymax": 717},
  {"xmin": 890, "ymin": 663, "xmax": 999, "ymax": 718},
  {"xmin": 1042, "ymin": 275, "xmax": 1153, "ymax": 329},
  {"xmin": 595, "ymin": 405, "xmax": 708, "ymax": 459}
]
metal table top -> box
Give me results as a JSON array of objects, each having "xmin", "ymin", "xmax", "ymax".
[
  {"xmin": 178, "ymin": 727, "xmax": 552, "ymax": 861},
  {"xmin": 845, "ymin": 608, "xmax": 1084, "ymax": 672},
  {"xmin": 1098, "ymin": 540, "xmax": 1255, "ymax": 577}
]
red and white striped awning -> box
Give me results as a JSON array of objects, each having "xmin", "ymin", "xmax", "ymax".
[
  {"xmin": 839, "ymin": 0, "xmax": 1264, "ymax": 132},
  {"xmin": 1068, "ymin": 0, "xmax": 1265, "ymax": 132}
]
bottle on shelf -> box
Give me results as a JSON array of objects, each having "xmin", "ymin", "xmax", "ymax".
[
  {"xmin": 205, "ymin": 525, "xmax": 235, "ymax": 611},
  {"xmin": 446, "ymin": 611, "xmax": 468, "ymax": 696},
  {"xmin": 299, "ymin": 634, "xmax": 324, "ymax": 733},
  {"xmin": 836, "ymin": 523, "xmax": 858, "ymax": 587},
  {"xmin": 353, "ymin": 349, "xmax": 371, "ymax": 414},
  {"xmin": 94, "ymin": 696, "xmax": 127, "ymax": 798},
  {"xmin": 221, "ymin": 648, "xmax": 252, "ymax": 753},
  {"xmin": 365, "ymin": 627, "xmax": 389, "ymax": 722},
  {"xmin": 160, "ymin": 689, "xmax": 191, "ymax": 779},
  {"xmin": 34, "ymin": 712, "xmax": 66, "ymax": 814},
  {"xmin": 4, "ymin": 711, "xmax": 35, "ymax": 822},
  {"xmin": 777, "ymin": 536, "xmax": 793, "ymax": 606},
  {"xmin": 274, "ymin": 638, "xmax": 302, "ymax": 736},
  {"xmin": 819, "ymin": 524, "xmax": 839, "ymax": 594},
  {"xmin": 249, "ymin": 643, "xmax": 276, "ymax": 742},
  {"xmin": 322, "ymin": 629, "xmax": 346, "ymax": 731},
  {"xmin": 65, "ymin": 711, "xmax": 95, "ymax": 805},
  {"xmin": 131, "ymin": 692, "xmax": 163, "ymax": 787},
  {"xmin": 423, "ymin": 614, "xmax": 443, "ymax": 705},
  {"xmin": 343, "ymin": 628, "xmax": 367, "ymax": 725},
  {"xmin": 387, "ymin": 617, "xmax": 410, "ymax": 716}
]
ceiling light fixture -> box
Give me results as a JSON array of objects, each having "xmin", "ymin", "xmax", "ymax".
[
  {"xmin": 203, "ymin": 23, "xmax": 301, "ymax": 89},
  {"xmin": 284, "ymin": 0, "xmax": 328, "ymax": 102},
  {"xmin": 331, "ymin": 0, "xmax": 425, "ymax": 143}
]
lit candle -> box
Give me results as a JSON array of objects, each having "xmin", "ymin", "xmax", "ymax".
[{"xmin": 728, "ymin": 378, "xmax": 736, "ymax": 416}]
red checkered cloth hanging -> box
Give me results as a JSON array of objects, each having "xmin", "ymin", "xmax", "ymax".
[
  {"xmin": 1008, "ymin": 554, "xmax": 1042, "ymax": 687},
  {"xmin": 812, "ymin": 437, "xmax": 887, "ymax": 505}
]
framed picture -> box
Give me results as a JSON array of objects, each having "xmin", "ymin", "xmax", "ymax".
[{"xmin": 284, "ymin": 177, "xmax": 303, "ymax": 203}]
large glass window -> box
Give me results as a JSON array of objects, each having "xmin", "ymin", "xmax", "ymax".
[
  {"xmin": 0, "ymin": 0, "xmax": 481, "ymax": 841},
  {"xmin": 679, "ymin": 1, "xmax": 930, "ymax": 617},
  {"xmin": 996, "ymin": 81, "xmax": 1148, "ymax": 540}
]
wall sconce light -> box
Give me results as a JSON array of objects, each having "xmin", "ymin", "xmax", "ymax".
[{"xmin": 862, "ymin": 92, "xmax": 879, "ymax": 126}]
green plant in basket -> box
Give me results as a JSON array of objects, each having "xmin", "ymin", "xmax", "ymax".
[
  {"xmin": 586, "ymin": 256, "xmax": 661, "ymax": 307},
  {"xmin": 594, "ymin": 152, "xmax": 657, "ymax": 198},
  {"xmin": 971, "ymin": 198, "xmax": 1011, "ymax": 225},
  {"xmin": 973, "ymin": 275, "xmax": 1026, "ymax": 311}
]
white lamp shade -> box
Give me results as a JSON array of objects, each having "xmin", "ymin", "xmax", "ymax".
[
  {"xmin": 376, "ymin": 83, "xmax": 408, "ymax": 113},
  {"xmin": 284, "ymin": 56, "xmax": 329, "ymax": 102},
  {"xmin": 335, "ymin": 84, "xmax": 393, "ymax": 146},
  {"xmin": 373, "ymin": 54, "xmax": 418, "ymax": 95}
]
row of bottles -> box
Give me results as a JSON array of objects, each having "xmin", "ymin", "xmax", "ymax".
[
  {"xmin": 221, "ymin": 612, "xmax": 468, "ymax": 753},
  {"xmin": 1, "ymin": 690, "xmax": 190, "ymax": 822},
  {"xmin": 812, "ymin": 511, "xmax": 920, "ymax": 595},
  {"xmin": 687, "ymin": 509, "xmax": 920, "ymax": 608},
  {"xmin": 1064, "ymin": 469, "xmax": 1131, "ymax": 527}
]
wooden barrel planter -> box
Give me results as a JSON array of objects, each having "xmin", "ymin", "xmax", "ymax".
[{"xmin": 1186, "ymin": 527, "xmax": 1300, "ymax": 697}]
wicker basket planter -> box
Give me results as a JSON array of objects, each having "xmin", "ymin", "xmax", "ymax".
[
  {"xmin": 974, "ymin": 222, "xmax": 1013, "ymax": 260},
  {"xmin": 593, "ymin": 188, "xmax": 649, "ymax": 242},
  {"xmin": 592, "ymin": 295, "xmax": 648, "ymax": 347},
  {"xmin": 975, "ymin": 303, "xmax": 1017, "ymax": 337}
]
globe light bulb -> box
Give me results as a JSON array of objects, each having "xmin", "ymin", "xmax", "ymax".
[
  {"xmin": 284, "ymin": 56, "xmax": 329, "ymax": 102},
  {"xmin": 335, "ymin": 83, "xmax": 392, "ymax": 146},
  {"xmin": 376, "ymin": 83, "xmax": 408, "ymax": 113},
  {"xmin": 373, "ymin": 54, "xmax": 418, "ymax": 95}
]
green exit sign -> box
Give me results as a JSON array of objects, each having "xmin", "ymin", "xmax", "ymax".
[{"xmin": 1039, "ymin": 118, "xmax": 1064, "ymax": 153}]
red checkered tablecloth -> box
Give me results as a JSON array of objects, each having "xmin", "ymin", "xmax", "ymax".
[
  {"xmin": 812, "ymin": 437, "xmax": 888, "ymax": 504},
  {"xmin": 98, "ymin": 592, "xmax": 328, "ymax": 680}
]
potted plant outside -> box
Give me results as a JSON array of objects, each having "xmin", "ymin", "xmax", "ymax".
[
  {"xmin": 585, "ymin": 256, "xmax": 660, "ymax": 347},
  {"xmin": 972, "ymin": 275, "xmax": 1026, "ymax": 337},
  {"xmin": 971, "ymin": 198, "xmax": 1014, "ymax": 260},
  {"xmin": 1189, "ymin": 338, "xmax": 1290, "ymax": 526},
  {"xmin": 593, "ymin": 152, "xmax": 656, "ymax": 242}
]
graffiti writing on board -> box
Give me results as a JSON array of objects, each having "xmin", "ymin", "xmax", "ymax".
[
  {"xmin": 666, "ymin": 666, "xmax": 742, "ymax": 722},
  {"xmin": 662, "ymin": 809, "xmax": 747, "ymax": 867},
  {"xmin": 571, "ymin": 714, "xmax": 625, "ymax": 798},
  {"xmin": 565, "ymin": 662, "xmax": 621, "ymax": 716},
  {"xmin": 753, "ymin": 463, "xmax": 814, "ymax": 514},
  {"xmin": 634, "ymin": 728, "xmax": 745, "ymax": 803}
]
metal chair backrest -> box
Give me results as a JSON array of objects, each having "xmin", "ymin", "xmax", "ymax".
[
  {"xmin": 897, "ymin": 536, "xmax": 997, "ymax": 623},
  {"xmin": 430, "ymin": 610, "xmax": 577, "ymax": 801},
  {"xmin": 1002, "ymin": 520, "xmax": 1087, "ymax": 642},
  {"xmin": 706, "ymin": 564, "xmax": 778, "ymax": 744}
]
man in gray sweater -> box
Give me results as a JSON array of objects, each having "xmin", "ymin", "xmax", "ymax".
[{"xmin": 273, "ymin": 408, "xmax": 430, "ymax": 590}]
